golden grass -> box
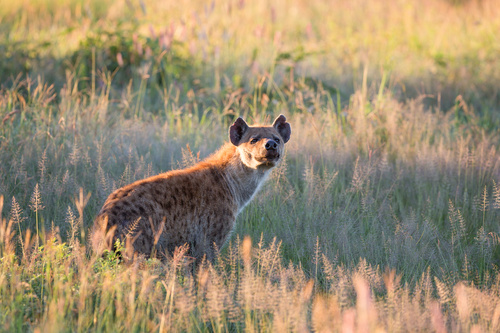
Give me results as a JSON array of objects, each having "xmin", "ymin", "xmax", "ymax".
[{"xmin": 1, "ymin": 219, "xmax": 499, "ymax": 331}]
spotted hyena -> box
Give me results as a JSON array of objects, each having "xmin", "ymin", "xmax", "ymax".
[{"xmin": 91, "ymin": 115, "xmax": 291, "ymax": 261}]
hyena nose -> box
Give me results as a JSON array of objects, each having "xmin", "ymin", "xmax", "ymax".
[{"xmin": 265, "ymin": 140, "xmax": 278, "ymax": 150}]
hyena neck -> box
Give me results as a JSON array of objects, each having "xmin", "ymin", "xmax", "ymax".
[
  {"xmin": 225, "ymin": 157, "xmax": 271, "ymax": 212},
  {"xmin": 209, "ymin": 144, "xmax": 272, "ymax": 212}
]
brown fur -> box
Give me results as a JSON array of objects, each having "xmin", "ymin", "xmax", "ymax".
[{"xmin": 90, "ymin": 115, "xmax": 291, "ymax": 261}]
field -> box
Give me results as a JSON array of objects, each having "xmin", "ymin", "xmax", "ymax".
[{"xmin": 1, "ymin": 0, "xmax": 500, "ymax": 331}]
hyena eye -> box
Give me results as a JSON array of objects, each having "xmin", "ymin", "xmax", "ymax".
[
  {"xmin": 275, "ymin": 138, "xmax": 280, "ymax": 143},
  {"xmin": 251, "ymin": 138, "xmax": 258, "ymax": 144}
]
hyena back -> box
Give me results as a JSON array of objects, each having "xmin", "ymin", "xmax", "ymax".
[{"xmin": 91, "ymin": 115, "xmax": 291, "ymax": 260}]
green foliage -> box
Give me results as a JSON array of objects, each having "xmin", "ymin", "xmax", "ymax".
[{"xmin": 94, "ymin": 239, "xmax": 125, "ymax": 273}]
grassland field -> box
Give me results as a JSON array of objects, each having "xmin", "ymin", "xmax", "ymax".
[{"xmin": 0, "ymin": 0, "xmax": 500, "ymax": 331}]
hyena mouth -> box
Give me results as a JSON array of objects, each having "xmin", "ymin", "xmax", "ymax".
[
  {"xmin": 259, "ymin": 153, "xmax": 280, "ymax": 163},
  {"xmin": 268, "ymin": 153, "xmax": 280, "ymax": 160}
]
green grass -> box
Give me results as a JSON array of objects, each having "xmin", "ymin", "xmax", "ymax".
[{"xmin": 1, "ymin": 0, "xmax": 500, "ymax": 331}]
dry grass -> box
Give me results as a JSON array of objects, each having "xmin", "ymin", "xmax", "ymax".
[{"xmin": 1, "ymin": 222, "xmax": 499, "ymax": 332}]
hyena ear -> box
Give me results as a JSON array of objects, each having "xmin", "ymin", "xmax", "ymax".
[
  {"xmin": 229, "ymin": 117, "xmax": 249, "ymax": 146},
  {"xmin": 272, "ymin": 114, "xmax": 291, "ymax": 143}
]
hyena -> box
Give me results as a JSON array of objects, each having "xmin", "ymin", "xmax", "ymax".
[{"xmin": 91, "ymin": 115, "xmax": 291, "ymax": 261}]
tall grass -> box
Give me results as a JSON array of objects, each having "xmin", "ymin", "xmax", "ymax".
[{"xmin": 1, "ymin": 0, "xmax": 500, "ymax": 331}]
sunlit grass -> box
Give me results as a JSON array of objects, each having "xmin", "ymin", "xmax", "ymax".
[{"xmin": 1, "ymin": 0, "xmax": 499, "ymax": 108}]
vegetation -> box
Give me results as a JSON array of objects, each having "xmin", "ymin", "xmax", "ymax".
[{"xmin": 0, "ymin": 0, "xmax": 499, "ymax": 331}]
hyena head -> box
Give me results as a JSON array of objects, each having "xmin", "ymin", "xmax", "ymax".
[{"xmin": 229, "ymin": 115, "xmax": 291, "ymax": 169}]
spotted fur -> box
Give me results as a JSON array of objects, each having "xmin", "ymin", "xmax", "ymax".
[{"xmin": 91, "ymin": 115, "xmax": 291, "ymax": 261}]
